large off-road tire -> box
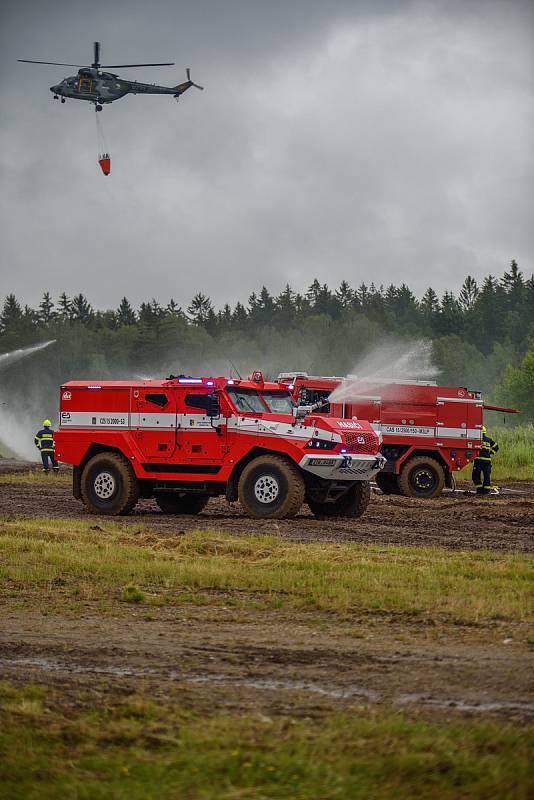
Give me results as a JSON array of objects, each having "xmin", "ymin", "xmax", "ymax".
[
  {"xmin": 155, "ymin": 493, "xmax": 209, "ymax": 515},
  {"xmin": 238, "ymin": 454, "xmax": 305, "ymax": 519},
  {"xmin": 398, "ymin": 456, "xmax": 445, "ymax": 499},
  {"xmin": 375, "ymin": 473, "xmax": 401, "ymax": 495},
  {"xmin": 80, "ymin": 452, "xmax": 139, "ymax": 515},
  {"xmin": 308, "ymin": 481, "xmax": 371, "ymax": 518}
]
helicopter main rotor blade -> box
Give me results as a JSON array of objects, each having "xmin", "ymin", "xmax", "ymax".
[
  {"xmin": 101, "ymin": 62, "xmax": 175, "ymax": 68},
  {"xmin": 18, "ymin": 60, "xmax": 85, "ymax": 66}
]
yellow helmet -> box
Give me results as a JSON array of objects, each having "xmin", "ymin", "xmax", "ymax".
[
  {"xmin": 482, "ymin": 425, "xmax": 487, "ymax": 434},
  {"xmin": 43, "ymin": 419, "xmax": 52, "ymax": 427}
]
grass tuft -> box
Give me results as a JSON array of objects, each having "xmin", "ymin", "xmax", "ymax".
[{"xmin": 121, "ymin": 584, "xmax": 146, "ymax": 603}]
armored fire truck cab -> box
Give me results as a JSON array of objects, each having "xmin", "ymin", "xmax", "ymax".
[
  {"xmin": 278, "ymin": 372, "xmax": 494, "ymax": 498},
  {"xmin": 55, "ymin": 372, "xmax": 384, "ymax": 519}
]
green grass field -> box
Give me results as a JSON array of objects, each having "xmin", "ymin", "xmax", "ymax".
[
  {"xmin": 1, "ymin": 515, "xmax": 533, "ymax": 798},
  {"xmin": 489, "ymin": 424, "xmax": 534, "ymax": 481},
  {"xmin": 1, "ymin": 516, "xmax": 532, "ymax": 622},
  {"xmin": 1, "ymin": 681, "xmax": 532, "ymax": 800}
]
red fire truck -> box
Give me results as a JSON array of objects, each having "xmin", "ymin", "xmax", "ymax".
[
  {"xmin": 278, "ymin": 372, "xmax": 513, "ymax": 498},
  {"xmin": 55, "ymin": 372, "xmax": 384, "ymax": 518}
]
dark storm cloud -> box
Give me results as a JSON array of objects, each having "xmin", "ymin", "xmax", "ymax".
[{"xmin": 1, "ymin": 0, "xmax": 533, "ymax": 310}]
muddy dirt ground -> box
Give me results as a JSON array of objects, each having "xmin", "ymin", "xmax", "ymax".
[
  {"xmin": 1, "ymin": 464, "xmax": 533, "ymax": 552},
  {"xmin": 1, "ymin": 608, "xmax": 533, "ymax": 723},
  {"xmin": 1, "ymin": 465, "xmax": 533, "ymax": 723}
]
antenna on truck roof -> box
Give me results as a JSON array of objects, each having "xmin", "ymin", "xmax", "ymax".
[{"xmin": 228, "ymin": 359, "xmax": 243, "ymax": 380}]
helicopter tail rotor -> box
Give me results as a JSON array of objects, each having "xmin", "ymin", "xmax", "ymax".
[{"xmin": 186, "ymin": 68, "xmax": 204, "ymax": 90}]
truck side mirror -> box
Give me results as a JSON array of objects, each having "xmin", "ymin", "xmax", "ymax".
[{"xmin": 205, "ymin": 393, "xmax": 220, "ymax": 418}]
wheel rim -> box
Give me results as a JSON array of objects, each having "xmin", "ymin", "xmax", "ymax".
[
  {"xmin": 253, "ymin": 474, "xmax": 280, "ymax": 504},
  {"xmin": 410, "ymin": 467, "xmax": 437, "ymax": 493},
  {"xmin": 93, "ymin": 471, "xmax": 116, "ymax": 499}
]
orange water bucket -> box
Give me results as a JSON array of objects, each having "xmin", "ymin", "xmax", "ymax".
[{"xmin": 98, "ymin": 154, "xmax": 111, "ymax": 176}]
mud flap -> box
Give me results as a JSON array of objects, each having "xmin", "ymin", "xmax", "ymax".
[{"xmin": 73, "ymin": 466, "xmax": 81, "ymax": 499}]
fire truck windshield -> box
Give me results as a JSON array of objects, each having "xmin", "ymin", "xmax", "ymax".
[
  {"xmin": 226, "ymin": 387, "xmax": 266, "ymax": 413},
  {"xmin": 261, "ymin": 391, "xmax": 294, "ymax": 414},
  {"xmin": 226, "ymin": 387, "xmax": 294, "ymax": 415}
]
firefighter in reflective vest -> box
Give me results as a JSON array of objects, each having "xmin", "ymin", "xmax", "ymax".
[
  {"xmin": 472, "ymin": 426, "xmax": 499, "ymax": 495},
  {"xmin": 34, "ymin": 419, "xmax": 59, "ymax": 473}
]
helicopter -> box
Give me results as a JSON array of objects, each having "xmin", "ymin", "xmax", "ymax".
[{"xmin": 18, "ymin": 41, "xmax": 203, "ymax": 111}]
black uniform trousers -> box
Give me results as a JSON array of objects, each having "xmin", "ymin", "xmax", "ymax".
[
  {"xmin": 41, "ymin": 451, "xmax": 58, "ymax": 471},
  {"xmin": 472, "ymin": 458, "xmax": 492, "ymax": 494}
]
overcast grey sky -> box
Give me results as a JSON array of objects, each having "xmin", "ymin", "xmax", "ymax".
[{"xmin": 1, "ymin": 0, "xmax": 532, "ymax": 311}]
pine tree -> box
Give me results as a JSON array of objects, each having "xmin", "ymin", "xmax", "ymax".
[
  {"xmin": 256, "ymin": 286, "xmax": 275, "ymax": 323},
  {"xmin": 150, "ymin": 299, "xmax": 164, "ymax": 318},
  {"xmin": 57, "ymin": 292, "xmax": 72, "ymax": 320},
  {"xmin": 0, "ymin": 294, "xmax": 23, "ymax": 333},
  {"xmin": 71, "ymin": 294, "xmax": 94, "ymax": 325},
  {"xmin": 275, "ymin": 284, "xmax": 297, "ymax": 326},
  {"xmin": 459, "ymin": 276, "xmax": 479, "ymax": 310},
  {"xmin": 365, "ymin": 284, "xmax": 386, "ymax": 321},
  {"xmin": 501, "ymin": 259, "xmax": 524, "ymax": 305},
  {"xmin": 437, "ymin": 291, "xmax": 463, "ymax": 336},
  {"xmin": 335, "ymin": 280, "xmax": 354, "ymax": 309},
  {"xmin": 217, "ymin": 304, "xmax": 233, "ymax": 330},
  {"xmin": 166, "ymin": 298, "xmax": 184, "ymax": 318},
  {"xmin": 187, "ymin": 292, "xmax": 214, "ymax": 325},
  {"xmin": 232, "ymin": 302, "xmax": 248, "ymax": 326},
  {"xmin": 306, "ymin": 279, "xmax": 322, "ymax": 306},
  {"xmin": 116, "ymin": 297, "xmax": 136, "ymax": 326},
  {"xmin": 420, "ymin": 287, "xmax": 439, "ymax": 333},
  {"xmin": 38, "ymin": 292, "xmax": 56, "ymax": 324},
  {"xmin": 138, "ymin": 300, "xmax": 165, "ymax": 325},
  {"xmin": 356, "ymin": 283, "xmax": 370, "ymax": 308},
  {"xmin": 471, "ymin": 276, "xmax": 506, "ymax": 352}
]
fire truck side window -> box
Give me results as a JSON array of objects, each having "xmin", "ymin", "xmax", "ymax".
[
  {"xmin": 144, "ymin": 393, "xmax": 168, "ymax": 407},
  {"xmin": 185, "ymin": 393, "xmax": 211, "ymax": 411},
  {"xmin": 226, "ymin": 388, "xmax": 266, "ymax": 414}
]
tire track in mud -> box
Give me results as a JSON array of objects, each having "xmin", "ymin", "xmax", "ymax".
[
  {"xmin": 1, "ymin": 478, "xmax": 533, "ymax": 552},
  {"xmin": 1, "ymin": 612, "xmax": 533, "ymax": 721}
]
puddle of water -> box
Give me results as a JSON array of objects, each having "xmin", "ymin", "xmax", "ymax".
[
  {"xmin": 3, "ymin": 656, "xmax": 533, "ymax": 716},
  {"xmin": 0, "ymin": 656, "xmax": 153, "ymax": 678},
  {"xmin": 396, "ymin": 693, "xmax": 534, "ymax": 715},
  {"xmin": 1, "ymin": 655, "xmax": 378, "ymax": 701},
  {"xmin": 187, "ymin": 672, "xmax": 380, "ymax": 701}
]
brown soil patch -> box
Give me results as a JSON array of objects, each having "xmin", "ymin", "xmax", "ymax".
[
  {"xmin": 1, "ymin": 608, "xmax": 533, "ymax": 722},
  {"xmin": 1, "ymin": 473, "xmax": 533, "ymax": 552}
]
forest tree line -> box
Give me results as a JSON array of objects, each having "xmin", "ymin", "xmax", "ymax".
[{"xmin": 1, "ymin": 260, "xmax": 533, "ymax": 420}]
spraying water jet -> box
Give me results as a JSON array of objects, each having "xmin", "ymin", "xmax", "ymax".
[
  {"xmin": 0, "ymin": 340, "xmax": 56, "ymax": 373},
  {"xmin": 0, "ymin": 340, "xmax": 56, "ymax": 460}
]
